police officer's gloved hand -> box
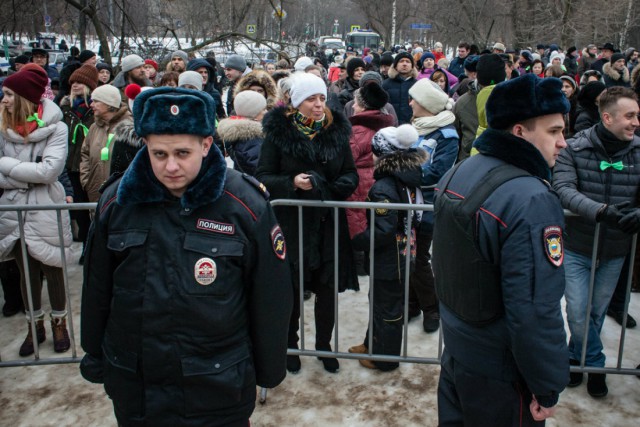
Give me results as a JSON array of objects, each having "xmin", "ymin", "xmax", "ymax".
[
  {"xmin": 80, "ymin": 353, "xmax": 104, "ymax": 384},
  {"xmin": 597, "ymin": 202, "xmax": 630, "ymax": 228},
  {"xmin": 618, "ymin": 208, "xmax": 640, "ymax": 234}
]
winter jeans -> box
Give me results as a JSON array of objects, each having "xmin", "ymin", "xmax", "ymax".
[{"xmin": 564, "ymin": 249, "xmax": 625, "ymax": 366}]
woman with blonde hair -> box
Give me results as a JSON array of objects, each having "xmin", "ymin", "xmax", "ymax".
[{"xmin": 0, "ymin": 64, "xmax": 73, "ymax": 356}]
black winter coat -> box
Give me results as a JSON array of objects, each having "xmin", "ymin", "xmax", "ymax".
[
  {"xmin": 352, "ymin": 149, "xmax": 426, "ymax": 281},
  {"xmin": 80, "ymin": 146, "xmax": 292, "ymax": 427},
  {"xmin": 256, "ymin": 107, "xmax": 359, "ymax": 292},
  {"xmin": 382, "ymin": 67, "xmax": 418, "ymax": 125},
  {"xmin": 553, "ymin": 126, "xmax": 640, "ymax": 259}
]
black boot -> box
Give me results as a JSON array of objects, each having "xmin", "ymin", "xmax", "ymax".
[
  {"xmin": 568, "ymin": 359, "xmax": 583, "ymax": 387},
  {"xmin": 587, "ymin": 373, "xmax": 608, "ymax": 398},
  {"xmin": 0, "ymin": 260, "xmax": 24, "ymax": 317}
]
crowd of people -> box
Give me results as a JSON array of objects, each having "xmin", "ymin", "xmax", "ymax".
[{"xmin": 0, "ymin": 37, "xmax": 639, "ymax": 426}]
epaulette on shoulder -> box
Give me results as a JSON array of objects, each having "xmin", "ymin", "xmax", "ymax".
[{"xmin": 242, "ymin": 173, "xmax": 270, "ymax": 200}]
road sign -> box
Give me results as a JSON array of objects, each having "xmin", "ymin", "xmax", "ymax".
[
  {"xmin": 246, "ymin": 24, "xmax": 257, "ymax": 34},
  {"xmin": 350, "ymin": 25, "xmax": 360, "ymax": 32},
  {"xmin": 44, "ymin": 15, "xmax": 51, "ymax": 27},
  {"xmin": 411, "ymin": 23, "xmax": 432, "ymax": 30}
]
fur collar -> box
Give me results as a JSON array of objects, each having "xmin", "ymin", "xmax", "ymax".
[
  {"xmin": 349, "ymin": 109, "xmax": 395, "ymax": 130},
  {"xmin": 262, "ymin": 106, "xmax": 352, "ymax": 163},
  {"xmin": 631, "ymin": 63, "xmax": 640, "ymax": 87},
  {"xmin": 603, "ymin": 62, "xmax": 630, "ymax": 82},
  {"xmin": 116, "ymin": 144, "xmax": 227, "ymax": 210},
  {"xmin": 374, "ymin": 148, "xmax": 427, "ymax": 187},
  {"xmin": 473, "ymin": 128, "xmax": 551, "ymax": 181},
  {"xmin": 217, "ymin": 117, "xmax": 263, "ymax": 145},
  {"xmin": 111, "ymin": 120, "xmax": 142, "ymax": 149},
  {"xmin": 388, "ymin": 66, "xmax": 419, "ymax": 80}
]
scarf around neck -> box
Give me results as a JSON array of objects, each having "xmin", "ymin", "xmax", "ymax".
[
  {"xmin": 294, "ymin": 110, "xmax": 326, "ymax": 139},
  {"xmin": 412, "ymin": 110, "xmax": 455, "ymax": 137}
]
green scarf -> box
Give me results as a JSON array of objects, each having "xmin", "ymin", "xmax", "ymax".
[{"xmin": 294, "ymin": 111, "xmax": 326, "ymax": 139}]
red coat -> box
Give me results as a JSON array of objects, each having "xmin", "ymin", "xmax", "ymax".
[{"xmin": 346, "ymin": 110, "xmax": 396, "ymax": 238}]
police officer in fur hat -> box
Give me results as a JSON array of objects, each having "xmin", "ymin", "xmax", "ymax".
[
  {"xmin": 432, "ymin": 73, "xmax": 570, "ymax": 425},
  {"xmin": 80, "ymin": 87, "xmax": 293, "ymax": 427}
]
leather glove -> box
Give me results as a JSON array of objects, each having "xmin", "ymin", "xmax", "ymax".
[
  {"xmin": 597, "ymin": 202, "xmax": 630, "ymax": 228},
  {"xmin": 618, "ymin": 208, "xmax": 640, "ymax": 234},
  {"xmin": 80, "ymin": 353, "xmax": 104, "ymax": 384}
]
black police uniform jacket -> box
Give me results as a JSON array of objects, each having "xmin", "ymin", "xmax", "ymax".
[
  {"xmin": 432, "ymin": 129, "xmax": 569, "ymax": 408},
  {"xmin": 80, "ymin": 145, "xmax": 293, "ymax": 427},
  {"xmin": 256, "ymin": 107, "xmax": 359, "ymax": 292}
]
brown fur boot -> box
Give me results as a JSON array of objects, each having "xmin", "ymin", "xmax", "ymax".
[
  {"xmin": 19, "ymin": 319, "xmax": 46, "ymax": 357},
  {"xmin": 51, "ymin": 316, "xmax": 70, "ymax": 353}
]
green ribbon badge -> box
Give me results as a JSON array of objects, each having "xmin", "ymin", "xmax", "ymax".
[
  {"xmin": 600, "ymin": 160, "xmax": 624, "ymax": 171},
  {"xmin": 26, "ymin": 113, "xmax": 46, "ymax": 128},
  {"xmin": 100, "ymin": 134, "xmax": 115, "ymax": 161},
  {"xmin": 72, "ymin": 123, "xmax": 90, "ymax": 144}
]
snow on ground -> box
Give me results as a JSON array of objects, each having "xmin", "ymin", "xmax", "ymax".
[{"xmin": 1, "ymin": 241, "xmax": 639, "ymax": 426}]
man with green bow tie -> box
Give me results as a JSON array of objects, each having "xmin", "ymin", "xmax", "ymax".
[{"xmin": 553, "ymin": 86, "xmax": 640, "ymax": 399}]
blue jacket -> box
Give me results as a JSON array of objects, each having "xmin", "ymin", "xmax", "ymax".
[
  {"xmin": 433, "ymin": 128, "xmax": 569, "ymax": 408},
  {"xmin": 448, "ymin": 56, "xmax": 466, "ymax": 79},
  {"xmin": 382, "ymin": 67, "xmax": 417, "ymax": 125}
]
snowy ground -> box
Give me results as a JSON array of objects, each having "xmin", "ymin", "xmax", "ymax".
[{"xmin": 1, "ymin": 241, "xmax": 639, "ymax": 427}]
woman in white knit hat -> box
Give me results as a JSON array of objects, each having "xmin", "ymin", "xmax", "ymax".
[{"xmin": 256, "ymin": 72, "xmax": 359, "ymax": 374}]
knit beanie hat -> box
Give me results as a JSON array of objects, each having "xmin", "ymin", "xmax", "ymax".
[
  {"xmin": 346, "ymin": 58, "xmax": 366, "ymax": 78},
  {"xmin": 79, "ymin": 50, "xmax": 96, "ymax": 63},
  {"xmin": 178, "ymin": 70, "xmax": 203, "ymax": 90},
  {"xmin": 520, "ymin": 50, "xmax": 534, "ymax": 63},
  {"xmin": 144, "ymin": 59, "xmax": 159, "ymax": 71},
  {"xmin": 354, "ymin": 82, "xmax": 388, "ymax": 110},
  {"xmin": 476, "ymin": 54, "xmax": 507, "ymax": 87},
  {"xmin": 549, "ymin": 51, "xmax": 565, "ymax": 64},
  {"xmin": 372, "ymin": 125, "xmax": 419, "ymax": 156},
  {"xmin": 91, "ymin": 84, "xmax": 122, "ymax": 109},
  {"xmin": 578, "ymin": 81, "xmax": 606, "ymax": 108},
  {"xmin": 14, "ymin": 55, "xmax": 29, "ymax": 65},
  {"xmin": 171, "ymin": 50, "xmax": 188, "ymax": 63},
  {"xmin": 124, "ymin": 84, "xmax": 153, "ymax": 112},
  {"xmin": 420, "ymin": 52, "xmax": 436, "ymax": 65},
  {"xmin": 463, "ymin": 55, "xmax": 480, "ymax": 72},
  {"xmin": 408, "ymin": 79, "xmax": 453, "ymax": 115},
  {"xmin": 225, "ymin": 55, "xmax": 248, "ymax": 72},
  {"xmin": 611, "ymin": 52, "xmax": 625, "ymax": 64},
  {"xmin": 69, "ymin": 64, "xmax": 99, "ymax": 91},
  {"xmin": 359, "ymin": 71, "xmax": 383, "ymax": 87},
  {"xmin": 121, "ymin": 54, "xmax": 144, "ymax": 73},
  {"xmin": 486, "ymin": 74, "xmax": 570, "ymax": 129},
  {"xmin": 393, "ymin": 52, "xmax": 414, "ymax": 69},
  {"xmin": 294, "ymin": 56, "xmax": 314, "ymax": 72},
  {"xmin": 333, "ymin": 55, "xmax": 344, "ymax": 65},
  {"xmin": 290, "ymin": 73, "xmax": 327, "ymax": 108},
  {"xmin": 234, "ymin": 90, "xmax": 267, "ymax": 119},
  {"xmin": 560, "ymin": 75, "xmax": 577, "ymax": 91},
  {"xmin": 380, "ymin": 53, "xmax": 394, "ymax": 67},
  {"xmin": 97, "ymin": 62, "xmax": 112, "ymax": 73},
  {"xmin": 3, "ymin": 63, "xmax": 48, "ymax": 104}
]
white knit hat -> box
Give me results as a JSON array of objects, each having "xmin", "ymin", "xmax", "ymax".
[
  {"xmin": 234, "ymin": 90, "xmax": 267, "ymax": 119},
  {"xmin": 290, "ymin": 73, "xmax": 327, "ymax": 108},
  {"xmin": 178, "ymin": 71, "xmax": 203, "ymax": 91},
  {"xmin": 549, "ymin": 51, "xmax": 565, "ymax": 64},
  {"xmin": 371, "ymin": 124, "xmax": 419, "ymax": 156},
  {"xmin": 408, "ymin": 79, "xmax": 453, "ymax": 115},
  {"xmin": 294, "ymin": 56, "xmax": 314, "ymax": 72},
  {"xmin": 121, "ymin": 54, "xmax": 144, "ymax": 73},
  {"xmin": 92, "ymin": 85, "xmax": 122, "ymax": 109}
]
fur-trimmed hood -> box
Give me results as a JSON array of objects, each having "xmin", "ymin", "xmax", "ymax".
[
  {"xmin": 262, "ymin": 106, "xmax": 352, "ymax": 164},
  {"xmin": 374, "ymin": 148, "xmax": 427, "ymax": 188},
  {"xmin": 117, "ymin": 143, "xmax": 227, "ymax": 211},
  {"xmin": 632, "ymin": 63, "xmax": 640, "ymax": 88},
  {"xmin": 603, "ymin": 61, "xmax": 630, "ymax": 83},
  {"xmin": 233, "ymin": 70, "xmax": 279, "ymax": 110},
  {"xmin": 111, "ymin": 120, "xmax": 142, "ymax": 150},
  {"xmin": 217, "ymin": 117, "xmax": 263, "ymax": 146},
  {"xmin": 388, "ymin": 66, "xmax": 419, "ymax": 80}
]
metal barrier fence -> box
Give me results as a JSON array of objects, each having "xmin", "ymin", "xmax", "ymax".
[{"xmin": 0, "ymin": 201, "xmax": 639, "ymax": 379}]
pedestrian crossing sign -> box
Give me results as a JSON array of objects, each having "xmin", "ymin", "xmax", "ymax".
[{"xmin": 247, "ymin": 25, "xmax": 257, "ymax": 34}]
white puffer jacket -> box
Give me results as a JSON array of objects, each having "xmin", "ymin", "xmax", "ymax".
[{"xmin": 0, "ymin": 98, "xmax": 73, "ymax": 267}]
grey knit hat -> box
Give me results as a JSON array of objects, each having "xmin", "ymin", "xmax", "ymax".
[
  {"xmin": 121, "ymin": 54, "xmax": 145, "ymax": 73},
  {"xmin": 178, "ymin": 71, "xmax": 203, "ymax": 91},
  {"xmin": 171, "ymin": 50, "xmax": 188, "ymax": 63},
  {"xmin": 224, "ymin": 55, "xmax": 248, "ymax": 72},
  {"xmin": 359, "ymin": 71, "xmax": 383, "ymax": 87}
]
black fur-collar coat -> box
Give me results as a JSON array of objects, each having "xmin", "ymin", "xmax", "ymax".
[{"xmin": 256, "ymin": 107, "xmax": 359, "ymax": 291}]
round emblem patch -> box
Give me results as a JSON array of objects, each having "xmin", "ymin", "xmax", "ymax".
[
  {"xmin": 194, "ymin": 257, "xmax": 217, "ymax": 285},
  {"xmin": 170, "ymin": 105, "xmax": 180, "ymax": 116},
  {"xmin": 270, "ymin": 225, "xmax": 286, "ymax": 261}
]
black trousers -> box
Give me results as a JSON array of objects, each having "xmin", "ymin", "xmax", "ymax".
[
  {"xmin": 438, "ymin": 349, "xmax": 544, "ymax": 427},
  {"xmin": 0, "ymin": 259, "xmax": 22, "ymax": 309},
  {"xmin": 409, "ymin": 224, "xmax": 438, "ymax": 315},
  {"xmin": 363, "ymin": 278, "xmax": 405, "ymax": 371},
  {"xmin": 68, "ymin": 171, "xmax": 91, "ymax": 242},
  {"xmin": 288, "ymin": 273, "xmax": 335, "ymax": 351}
]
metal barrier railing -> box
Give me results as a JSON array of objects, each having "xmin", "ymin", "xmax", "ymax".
[{"xmin": 0, "ymin": 201, "xmax": 638, "ymax": 378}]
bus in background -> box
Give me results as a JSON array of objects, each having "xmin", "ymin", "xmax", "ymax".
[{"xmin": 344, "ymin": 31, "xmax": 381, "ymax": 53}]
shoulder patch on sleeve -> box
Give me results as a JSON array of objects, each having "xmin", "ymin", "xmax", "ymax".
[
  {"xmin": 543, "ymin": 226, "xmax": 563, "ymax": 267},
  {"xmin": 242, "ymin": 173, "xmax": 270, "ymax": 200},
  {"xmin": 440, "ymin": 128, "xmax": 459, "ymax": 139},
  {"xmin": 270, "ymin": 225, "xmax": 286, "ymax": 261},
  {"xmin": 375, "ymin": 199, "xmax": 391, "ymax": 216}
]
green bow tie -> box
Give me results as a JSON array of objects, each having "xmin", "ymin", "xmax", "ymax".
[
  {"xmin": 26, "ymin": 113, "xmax": 46, "ymax": 128},
  {"xmin": 600, "ymin": 160, "xmax": 624, "ymax": 171}
]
